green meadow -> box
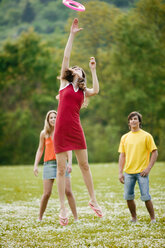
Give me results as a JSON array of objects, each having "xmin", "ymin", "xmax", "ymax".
[{"xmin": 0, "ymin": 163, "xmax": 164, "ymax": 248}]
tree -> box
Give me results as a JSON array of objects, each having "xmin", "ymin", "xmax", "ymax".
[
  {"xmin": 0, "ymin": 30, "xmax": 60, "ymax": 164},
  {"xmin": 69, "ymin": 0, "xmax": 165, "ymax": 161},
  {"xmin": 98, "ymin": 0, "xmax": 165, "ymax": 157},
  {"xmin": 0, "ymin": 0, "xmax": 165, "ymax": 164},
  {"xmin": 22, "ymin": 1, "xmax": 35, "ymax": 23}
]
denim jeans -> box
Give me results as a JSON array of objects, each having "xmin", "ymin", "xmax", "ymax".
[{"xmin": 124, "ymin": 172, "xmax": 151, "ymax": 201}]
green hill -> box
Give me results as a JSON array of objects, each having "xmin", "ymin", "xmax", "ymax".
[
  {"xmin": 1, "ymin": 0, "xmax": 164, "ymax": 165},
  {"xmin": 0, "ymin": 0, "xmax": 138, "ymax": 47}
]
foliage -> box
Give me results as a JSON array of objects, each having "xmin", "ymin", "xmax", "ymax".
[
  {"xmin": 0, "ymin": 163, "xmax": 164, "ymax": 247},
  {"xmin": 75, "ymin": 0, "xmax": 165, "ymax": 162},
  {"xmin": 0, "ymin": 0, "xmax": 138, "ymax": 45},
  {"xmin": 22, "ymin": 1, "xmax": 36, "ymax": 23},
  {"xmin": 0, "ymin": 30, "xmax": 60, "ymax": 164},
  {"xmin": 0, "ymin": 0, "xmax": 165, "ymax": 164}
]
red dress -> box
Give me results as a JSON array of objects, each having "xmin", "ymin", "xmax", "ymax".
[{"xmin": 54, "ymin": 83, "xmax": 87, "ymax": 154}]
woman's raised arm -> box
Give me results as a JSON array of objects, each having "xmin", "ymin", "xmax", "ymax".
[
  {"xmin": 85, "ymin": 57, "xmax": 99, "ymax": 97},
  {"xmin": 60, "ymin": 18, "xmax": 83, "ymax": 88}
]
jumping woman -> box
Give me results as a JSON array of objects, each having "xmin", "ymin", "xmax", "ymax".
[{"xmin": 54, "ymin": 18, "xmax": 103, "ymax": 226}]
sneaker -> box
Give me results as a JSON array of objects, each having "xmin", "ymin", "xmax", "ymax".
[{"xmin": 151, "ymin": 219, "xmax": 156, "ymax": 224}]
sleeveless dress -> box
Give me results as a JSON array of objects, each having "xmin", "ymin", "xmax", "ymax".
[{"xmin": 54, "ymin": 83, "xmax": 87, "ymax": 154}]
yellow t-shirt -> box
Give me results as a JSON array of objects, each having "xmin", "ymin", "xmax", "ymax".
[{"xmin": 118, "ymin": 129, "xmax": 157, "ymax": 174}]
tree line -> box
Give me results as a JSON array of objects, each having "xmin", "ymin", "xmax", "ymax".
[
  {"xmin": 0, "ymin": 0, "xmax": 137, "ymax": 44},
  {"xmin": 0, "ymin": 0, "xmax": 165, "ymax": 164}
]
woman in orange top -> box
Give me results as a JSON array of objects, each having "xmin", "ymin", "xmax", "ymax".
[{"xmin": 34, "ymin": 110, "xmax": 78, "ymax": 223}]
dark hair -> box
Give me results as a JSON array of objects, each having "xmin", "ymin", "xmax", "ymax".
[
  {"xmin": 62, "ymin": 66, "xmax": 86, "ymax": 84},
  {"xmin": 128, "ymin": 111, "xmax": 142, "ymax": 128},
  {"xmin": 62, "ymin": 69, "xmax": 74, "ymax": 82}
]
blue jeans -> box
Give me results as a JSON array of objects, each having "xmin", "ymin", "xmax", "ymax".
[{"xmin": 124, "ymin": 173, "xmax": 151, "ymax": 201}]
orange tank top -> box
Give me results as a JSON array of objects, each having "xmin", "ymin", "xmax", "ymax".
[{"xmin": 44, "ymin": 137, "xmax": 56, "ymax": 162}]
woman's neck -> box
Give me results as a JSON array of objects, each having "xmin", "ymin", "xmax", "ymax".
[
  {"xmin": 72, "ymin": 80, "xmax": 79, "ymax": 90},
  {"xmin": 49, "ymin": 128, "xmax": 54, "ymax": 136}
]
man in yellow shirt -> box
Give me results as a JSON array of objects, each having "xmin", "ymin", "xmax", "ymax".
[{"xmin": 118, "ymin": 111, "xmax": 158, "ymax": 223}]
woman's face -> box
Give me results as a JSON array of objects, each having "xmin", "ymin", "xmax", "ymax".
[
  {"xmin": 48, "ymin": 112, "xmax": 56, "ymax": 127},
  {"xmin": 71, "ymin": 67, "xmax": 83, "ymax": 78}
]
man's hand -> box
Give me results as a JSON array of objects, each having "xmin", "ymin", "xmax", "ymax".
[
  {"xmin": 141, "ymin": 150, "xmax": 158, "ymax": 177},
  {"xmin": 140, "ymin": 167, "xmax": 150, "ymax": 177},
  {"xmin": 119, "ymin": 172, "xmax": 124, "ymax": 184}
]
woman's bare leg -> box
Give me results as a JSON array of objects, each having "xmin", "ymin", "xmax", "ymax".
[
  {"xmin": 74, "ymin": 149, "xmax": 99, "ymax": 208},
  {"xmin": 65, "ymin": 177, "xmax": 78, "ymax": 221},
  {"xmin": 39, "ymin": 179, "xmax": 54, "ymax": 220},
  {"xmin": 56, "ymin": 152, "xmax": 68, "ymax": 219}
]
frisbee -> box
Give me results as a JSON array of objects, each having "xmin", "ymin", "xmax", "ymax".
[{"xmin": 62, "ymin": 0, "xmax": 85, "ymax": 11}]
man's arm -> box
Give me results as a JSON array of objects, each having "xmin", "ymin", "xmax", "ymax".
[
  {"xmin": 118, "ymin": 152, "xmax": 125, "ymax": 184},
  {"xmin": 140, "ymin": 149, "xmax": 158, "ymax": 177}
]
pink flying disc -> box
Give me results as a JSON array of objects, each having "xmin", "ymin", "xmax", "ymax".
[{"xmin": 62, "ymin": 0, "xmax": 85, "ymax": 11}]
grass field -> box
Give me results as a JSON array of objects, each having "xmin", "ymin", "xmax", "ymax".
[{"xmin": 0, "ymin": 163, "xmax": 165, "ymax": 248}]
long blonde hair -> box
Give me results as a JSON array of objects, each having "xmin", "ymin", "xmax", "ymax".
[{"xmin": 43, "ymin": 110, "xmax": 57, "ymax": 137}]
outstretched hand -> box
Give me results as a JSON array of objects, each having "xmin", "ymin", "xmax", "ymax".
[{"xmin": 71, "ymin": 18, "xmax": 83, "ymax": 34}]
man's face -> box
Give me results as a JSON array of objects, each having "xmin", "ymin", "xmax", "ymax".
[{"xmin": 129, "ymin": 115, "xmax": 140, "ymax": 129}]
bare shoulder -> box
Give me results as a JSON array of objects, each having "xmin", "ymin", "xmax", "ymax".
[
  {"xmin": 40, "ymin": 130, "xmax": 45, "ymax": 139},
  {"xmin": 60, "ymin": 79, "xmax": 69, "ymax": 90}
]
